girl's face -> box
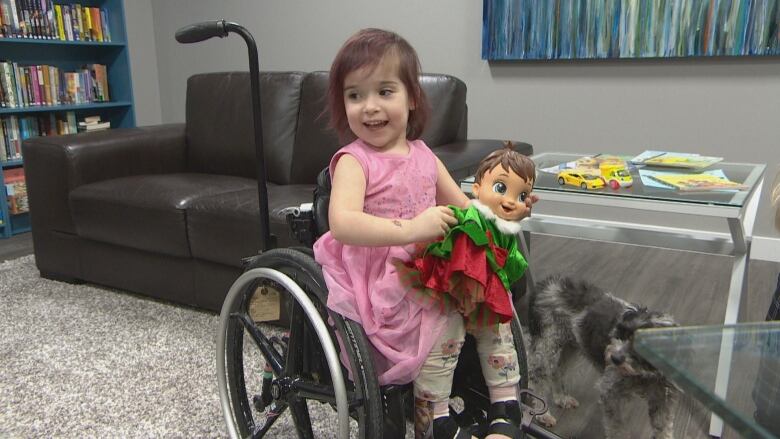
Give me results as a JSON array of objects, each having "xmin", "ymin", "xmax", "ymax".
[
  {"xmin": 343, "ymin": 54, "xmax": 414, "ymax": 154},
  {"xmin": 472, "ymin": 165, "xmax": 534, "ymax": 222}
]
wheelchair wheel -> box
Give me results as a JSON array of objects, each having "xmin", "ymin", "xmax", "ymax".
[
  {"xmin": 450, "ymin": 316, "xmax": 529, "ymax": 437},
  {"xmin": 217, "ymin": 248, "xmax": 383, "ymax": 438}
]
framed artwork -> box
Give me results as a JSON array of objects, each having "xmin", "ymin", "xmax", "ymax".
[{"xmin": 482, "ymin": 0, "xmax": 780, "ymax": 60}]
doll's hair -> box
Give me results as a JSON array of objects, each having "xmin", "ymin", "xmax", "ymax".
[
  {"xmin": 474, "ymin": 142, "xmax": 536, "ymax": 185},
  {"xmin": 327, "ymin": 28, "xmax": 430, "ymax": 141}
]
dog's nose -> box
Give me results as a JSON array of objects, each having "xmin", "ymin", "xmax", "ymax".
[{"xmin": 610, "ymin": 353, "xmax": 625, "ymax": 365}]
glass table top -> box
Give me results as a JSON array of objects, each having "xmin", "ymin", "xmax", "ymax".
[
  {"xmin": 531, "ymin": 152, "xmax": 765, "ymax": 208},
  {"xmin": 634, "ymin": 322, "xmax": 780, "ymax": 439}
]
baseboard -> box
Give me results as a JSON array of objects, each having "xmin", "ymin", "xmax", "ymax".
[{"xmin": 752, "ymin": 235, "xmax": 780, "ymax": 263}]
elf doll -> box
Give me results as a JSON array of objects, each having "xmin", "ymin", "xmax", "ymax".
[{"xmin": 408, "ymin": 144, "xmax": 537, "ymax": 439}]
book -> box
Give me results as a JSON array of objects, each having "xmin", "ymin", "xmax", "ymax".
[
  {"xmin": 631, "ymin": 150, "xmax": 723, "ymax": 169},
  {"xmin": 649, "ymin": 172, "xmax": 748, "ymax": 192},
  {"xmin": 3, "ymin": 166, "xmax": 28, "ymax": 214}
]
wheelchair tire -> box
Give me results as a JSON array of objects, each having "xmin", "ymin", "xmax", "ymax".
[{"xmin": 219, "ymin": 248, "xmax": 383, "ymax": 438}]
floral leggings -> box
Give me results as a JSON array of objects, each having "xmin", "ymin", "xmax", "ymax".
[{"xmin": 414, "ymin": 311, "xmax": 520, "ymax": 403}]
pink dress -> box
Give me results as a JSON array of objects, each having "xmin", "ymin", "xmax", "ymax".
[{"xmin": 313, "ymin": 139, "xmax": 449, "ymax": 385}]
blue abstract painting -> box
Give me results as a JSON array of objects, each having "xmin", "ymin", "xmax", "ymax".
[{"xmin": 482, "ymin": 0, "xmax": 780, "ymax": 60}]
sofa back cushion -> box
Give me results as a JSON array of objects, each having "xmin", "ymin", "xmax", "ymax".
[
  {"xmin": 186, "ymin": 71, "xmax": 305, "ymax": 182},
  {"xmin": 418, "ymin": 74, "xmax": 468, "ymax": 147},
  {"xmin": 288, "ymin": 71, "xmax": 468, "ymax": 185},
  {"xmin": 186, "ymin": 71, "xmax": 468, "ymax": 185}
]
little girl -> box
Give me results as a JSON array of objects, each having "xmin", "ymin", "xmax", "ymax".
[{"xmin": 313, "ymin": 28, "xmax": 530, "ymax": 439}]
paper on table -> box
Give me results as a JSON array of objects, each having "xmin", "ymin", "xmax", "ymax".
[{"xmin": 639, "ymin": 169, "xmax": 740, "ymax": 192}]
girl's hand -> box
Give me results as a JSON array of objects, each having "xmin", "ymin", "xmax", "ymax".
[{"xmin": 410, "ymin": 206, "xmax": 457, "ymax": 242}]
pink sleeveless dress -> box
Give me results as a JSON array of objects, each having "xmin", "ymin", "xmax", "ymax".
[{"xmin": 313, "ymin": 139, "xmax": 448, "ymax": 385}]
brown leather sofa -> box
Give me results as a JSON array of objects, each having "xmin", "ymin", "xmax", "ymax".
[{"xmin": 22, "ymin": 71, "xmax": 532, "ymax": 313}]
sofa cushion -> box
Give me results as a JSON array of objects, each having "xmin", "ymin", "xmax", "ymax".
[
  {"xmin": 419, "ymin": 74, "xmax": 467, "ymax": 147},
  {"xmin": 69, "ymin": 174, "xmax": 256, "ymax": 257},
  {"xmin": 187, "ymin": 183, "xmax": 316, "ymax": 266},
  {"xmin": 186, "ymin": 71, "xmax": 305, "ymax": 182},
  {"xmin": 290, "ymin": 71, "xmax": 342, "ymax": 185}
]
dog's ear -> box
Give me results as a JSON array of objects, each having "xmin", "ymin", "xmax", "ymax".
[{"xmin": 620, "ymin": 306, "xmax": 641, "ymax": 322}]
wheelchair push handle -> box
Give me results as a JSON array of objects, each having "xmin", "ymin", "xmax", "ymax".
[
  {"xmin": 175, "ymin": 20, "xmax": 274, "ymax": 252},
  {"xmin": 175, "ymin": 20, "xmax": 229, "ymax": 43}
]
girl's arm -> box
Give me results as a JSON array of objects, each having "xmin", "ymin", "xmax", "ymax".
[
  {"xmin": 328, "ymin": 154, "xmax": 456, "ymax": 246},
  {"xmin": 434, "ymin": 157, "xmax": 470, "ymax": 209}
]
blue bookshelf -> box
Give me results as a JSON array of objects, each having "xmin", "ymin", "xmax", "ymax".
[{"xmin": 0, "ymin": 0, "xmax": 135, "ymax": 238}]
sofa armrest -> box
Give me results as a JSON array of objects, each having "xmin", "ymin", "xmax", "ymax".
[
  {"xmin": 432, "ymin": 139, "xmax": 533, "ymax": 181},
  {"xmin": 23, "ymin": 124, "xmax": 186, "ymax": 234}
]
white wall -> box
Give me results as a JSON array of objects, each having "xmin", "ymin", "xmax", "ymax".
[
  {"xmin": 133, "ymin": 0, "xmax": 779, "ymax": 254},
  {"xmin": 124, "ymin": 0, "xmax": 161, "ymax": 126}
]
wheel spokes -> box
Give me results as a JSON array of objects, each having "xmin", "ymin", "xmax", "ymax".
[
  {"xmin": 248, "ymin": 402, "xmax": 288, "ymax": 439},
  {"xmin": 232, "ymin": 312, "xmax": 285, "ymax": 374}
]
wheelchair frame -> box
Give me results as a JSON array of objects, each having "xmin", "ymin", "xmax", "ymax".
[{"xmin": 175, "ymin": 20, "xmax": 563, "ymax": 439}]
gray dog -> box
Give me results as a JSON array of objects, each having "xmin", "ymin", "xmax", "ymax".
[{"xmin": 526, "ymin": 275, "xmax": 680, "ymax": 439}]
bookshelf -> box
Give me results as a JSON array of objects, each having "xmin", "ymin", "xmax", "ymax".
[{"xmin": 0, "ymin": 0, "xmax": 135, "ymax": 238}]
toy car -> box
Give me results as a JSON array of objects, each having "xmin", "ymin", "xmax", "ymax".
[
  {"xmin": 599, "ymin": 163, "xmax": 633, "ymax": 189},
  {"xmin": 557, "ymin": 169, "xmax": 605, "ymax": 189}
]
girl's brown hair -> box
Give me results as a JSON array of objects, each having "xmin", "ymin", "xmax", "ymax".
[
  {"xmin": 474, "ymin": 142, "xmax": 536, "ymax": 185},
  {"xmin": 328, "ymin": 28, "xmax": 429, "ymax": 141}
]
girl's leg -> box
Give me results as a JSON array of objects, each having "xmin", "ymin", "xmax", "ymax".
[
  {"xmin": 414, "ymin": 311, "xmax": 473, "ymax": 438},
  {"xmin": 472, "ymin": 322, "xmax": 522, "ymax": 439}
]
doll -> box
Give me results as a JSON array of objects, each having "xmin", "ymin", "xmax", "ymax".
[
  {"xmin": 405, "ymin": 144, "xmax": 535, "ymax": 329},
  {"xmin": 405, "ymin": 144, "xmax": 536, "ymax": 439}
]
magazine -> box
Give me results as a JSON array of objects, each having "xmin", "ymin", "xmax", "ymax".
[
  {"xmin": 631, "ymin": 150, "xmax": 723, "ymax": 169},
  {"xmin": 648, "ymin": 172, "xmax": 747, "ymax": 192},
  {"xmin": 540, "ymin": 154, "xmax": 634, "ymax": 175}
]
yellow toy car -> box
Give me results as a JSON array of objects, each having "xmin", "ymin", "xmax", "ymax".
[
  {"xmin": 557, "ymin": 169, "xmax": 605, "ymax": 189},
  {"xmin": 599, "ymin": 163, "xmax": 633, "ymax": 190}
]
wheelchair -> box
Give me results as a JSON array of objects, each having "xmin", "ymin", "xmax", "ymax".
[
  {"xmin": 216, "ymin": 172, "xmax": 562, "ymax": 439},
  {"xmin": 172, "ymin": 19, "xmax": 562, "ymax": 439}
]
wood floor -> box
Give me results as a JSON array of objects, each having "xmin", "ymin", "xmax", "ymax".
[
  {"xmin": 525, "ymin": 234, "xmax": 779, "ymax": 439},
  {"xmin": 1, "ymin": 231, "xmax": 778, "ymax": 438}
]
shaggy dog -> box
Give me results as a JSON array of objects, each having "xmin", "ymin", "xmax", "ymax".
[{"xmin": 526, "ymin": 275, "xmax": 681, "ymax": 439}]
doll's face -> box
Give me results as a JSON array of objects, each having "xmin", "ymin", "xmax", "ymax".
[{"xmin": 472, "ymin": 165, "xmax": 534, "ymax": 222}]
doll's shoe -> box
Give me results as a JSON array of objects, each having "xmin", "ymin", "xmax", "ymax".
[
  {"xmin": 485, "ymin": 400, "xmax": 522, "ymax": 439},
  {"xmin": 432, "ymin": 416, "xmax": 476, "ymax": 439}
]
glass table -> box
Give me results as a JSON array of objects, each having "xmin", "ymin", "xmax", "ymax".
[
  {"xmin": 472, "ymin": 152, "xmax": 766, "ymax": 437},
  {"xmin": 635, "ymin": 322, "xmax": 780, "ymax": 439}
]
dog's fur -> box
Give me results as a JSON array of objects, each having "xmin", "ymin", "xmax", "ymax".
[{"xmin": 526, "ymin": 276, "xmax": 680, "ymax": 439}]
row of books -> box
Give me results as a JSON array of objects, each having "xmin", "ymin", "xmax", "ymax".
[
  {"xmin": 1, "ymin": 111, "xmax": 80, "ymax": 161},
  {"xmin": 630, "ymin": 151, "xmax": 744, "ymax": 191},
  {"xmin": 483, "ymin": 0, "xmax": 780, "ymax": 60},
  {"xmin": 0, "ymin": 61, "xmax": 110, "ymax": 108},
  {"xmin": 0, "ymin": 0, "xmax": 111, "ymax": 42},
  {"xmin": 3, "ymin": 166, "xmax": 27, "ymax": 215}
]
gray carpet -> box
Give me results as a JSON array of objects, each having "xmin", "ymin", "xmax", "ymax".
[{"xmin": 0, "ymin": 255, "xmax": 354, "ymax": 438}]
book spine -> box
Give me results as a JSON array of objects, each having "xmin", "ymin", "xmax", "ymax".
[
  {"xmin": 54, "ymin": 3, "xmax": 63, "ymax": 40},
  {"xmin": 39, "ymin": 64, "xmax": 50, "ymax": 105},
  {"xmin": 5, "ymin": 61, "xmax": 18, "ymax": 107},
  {"xmin": 48, "ymin": 65, "xmax": 57, "ymax": 105},
  {"xmin": 69, "ymin": 2, "xmax": 79, "ymax": 41},
  {"xmin": 91, "ymin": 7, "xmax": 102, "ymax": 42},
  {"xmin": 14, "ymin": 63, "xmax": 27, "ymax": 107},
  {"xmin": 61, "ymin": 4, "xmax": 71, "ymax": 41},
  {"xmin": 0, "ymin": 118, "xmax": 7, "ymax": 162},
  {"xmin": 100, "ymin": 8, "xmax": 110, "ymax": 42},
  {"xmin": 83, "ymin": 4, "xmax": 92, "ymax": 40},
  {"xmin": 0, "ymin": 62, "xmax": 14, "ymax": 108},
  {"xmin": 0, "ymin": 66, "xmax": 6, "ymax": 107},
  {"xmin": 0, "ymin": 1, "xmax": 12, "ymax": 38}
]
